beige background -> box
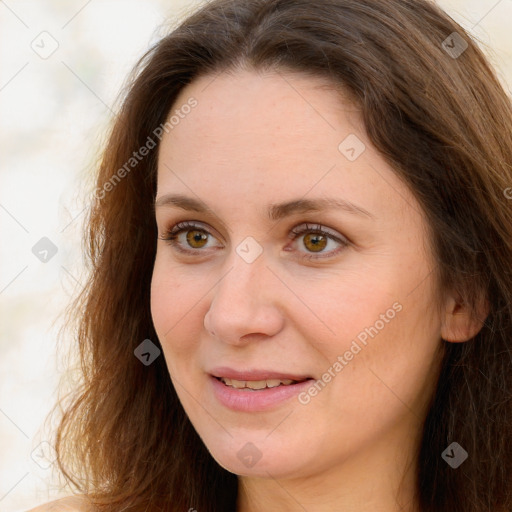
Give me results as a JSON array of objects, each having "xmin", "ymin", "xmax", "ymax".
[{"xmin": 0, "ymin": 1, "xmax": 510, "ymax": 511}]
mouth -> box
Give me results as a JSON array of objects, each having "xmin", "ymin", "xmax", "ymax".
[
  {"xmin": 215, "ymin": 376, "xmax": 310, "ymax": 390},
  {"xmin": 208, "ymin": 368, "xmax": 315, "ymax": 411}
]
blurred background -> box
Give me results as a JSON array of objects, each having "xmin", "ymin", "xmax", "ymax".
[{"xmin": 0, "ymin": 1, "xmax": 511, "ymax": 510}]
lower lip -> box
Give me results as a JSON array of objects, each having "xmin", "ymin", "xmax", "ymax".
[{"xmin": 209, "ymin": 375, "xmax": 314, "ymax": 412}]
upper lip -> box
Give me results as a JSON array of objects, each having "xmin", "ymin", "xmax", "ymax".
[{"xmin": 209, "ymin": 367, "xmax": 313, "ymax": 382}]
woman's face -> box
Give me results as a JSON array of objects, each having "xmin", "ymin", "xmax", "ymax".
[{"xmin": 151, "ymin": 68, "xmax": 444, "ymax": 479}]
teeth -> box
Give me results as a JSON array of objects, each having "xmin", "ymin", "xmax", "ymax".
[
  {"xmin": 266, "ymin": 379, "xmax": 284, "ymax": 388},
  {"xmin": 246, "ymin": 380, "xmax": 268, "ymax": 390},
  {"xmin": 228, "ymin": 378, "xmax": 246, "ymax": 389},
  {"xmin": 220, "ymin": 377, "xmax": 297, "ymax": 389}
]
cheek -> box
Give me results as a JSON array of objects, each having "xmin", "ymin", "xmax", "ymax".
[
  {"xmin": 301, "ymin": 255, "xmax": 441, "ymax": 385},
  {"xmin": 295, "ymin": 266, "xmax": 399, "ymax": 348},
  {"xmin": 314, "ymin": 272, "xmax": 441, "ymax": 422},
  {"xmin": 150, "ymin": 260, "xmax": 175, "ymax": 338},
  {"xmin": 150, "ymin": 257, "xmax": 204, "ymax": 362}
]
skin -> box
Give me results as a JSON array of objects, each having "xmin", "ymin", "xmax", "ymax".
[{"xmin": 150, "ymin": 68, "xmax": 485, "ymax": 512}]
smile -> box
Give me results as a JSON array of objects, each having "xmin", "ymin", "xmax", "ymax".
[
  {"xmin": 219, "ymin": 377, "xmax": 299, "ymax": 390},
  {"xmin": 209, "ymin": 374, "xmax": 314, "ymax": 412}
]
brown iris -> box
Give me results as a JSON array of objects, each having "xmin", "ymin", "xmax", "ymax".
[
  {"xmin": 303, "ymin": 233, "xmax": 327, "ymax": 252},
  {"xmin": 186, "ymin": 230, "xmax": 208, "ymax": 248}
]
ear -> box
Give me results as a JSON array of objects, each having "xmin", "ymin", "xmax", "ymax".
[{"xmin": 440, "ymin": 289, "xmax": 490, "ymax": 343}]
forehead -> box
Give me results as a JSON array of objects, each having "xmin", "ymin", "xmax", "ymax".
[
  {"xmin": 164, "ymin": 67, "xmax": 358, "ymax": 149},
  {"xmin": 159, "ymin": 70, "xmax": 357, "ymax": 183},
  {"xmin": 155, "ymin": 68, "xmax": 418, "ymax": 229}
]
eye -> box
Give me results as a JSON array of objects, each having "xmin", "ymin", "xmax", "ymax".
[
  {"xmin": 158, "ymin": 220, "xmax": 223, "ymax": 255},
  {"xmin": 287, "ymin": 222, "xmax": 348, "ymax": 260},
  {"xmin": 158, "ymin": 221, "xmax": 348, "ymax": 260}
]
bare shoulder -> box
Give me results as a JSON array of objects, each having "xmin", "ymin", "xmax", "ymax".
[{"xmin": 26, "ymin": 495, "xmax": 95, "ymax": 512}]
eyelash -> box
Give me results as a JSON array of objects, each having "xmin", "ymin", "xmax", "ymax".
[{"xmin": 158, "ymin": 221, "xmax": 349, "ymax": 261}]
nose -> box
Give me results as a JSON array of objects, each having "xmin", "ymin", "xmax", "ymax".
[{"xmin": 203, "ymin": 250, "xmax": 285, "ymax": 346}]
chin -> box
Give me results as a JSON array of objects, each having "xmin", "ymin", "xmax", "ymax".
[{"xmin": 202, "ymin": 431, "xmax": 314, "ymax": 478}]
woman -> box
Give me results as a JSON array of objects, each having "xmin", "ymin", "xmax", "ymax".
[{"xmin": 29, "ymin": 0, "xmax": 512, "ymax": 511}]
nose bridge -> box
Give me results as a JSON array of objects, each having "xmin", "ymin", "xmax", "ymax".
[{"xmin": 204, "ymin": 240, "xmax": 284, "ymax": 343}]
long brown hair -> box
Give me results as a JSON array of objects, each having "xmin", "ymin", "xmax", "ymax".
[{"xmin": 50, "ymin": 0, "xmax": 512, "ymax": 510}]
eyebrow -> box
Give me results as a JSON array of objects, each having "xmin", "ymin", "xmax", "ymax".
[{"xmin": 154, "ymin": 194, "xmax": 374, "ymax": 220}]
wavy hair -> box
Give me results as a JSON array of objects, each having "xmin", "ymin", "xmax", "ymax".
[{"xmin": 50, "ymin": 0, "xmax": 512, "ymax": 510}]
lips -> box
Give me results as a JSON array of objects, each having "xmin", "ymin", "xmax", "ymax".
[{"xmin": 208, "ymin": 367, "xmax": 315, "ymax": 411}]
